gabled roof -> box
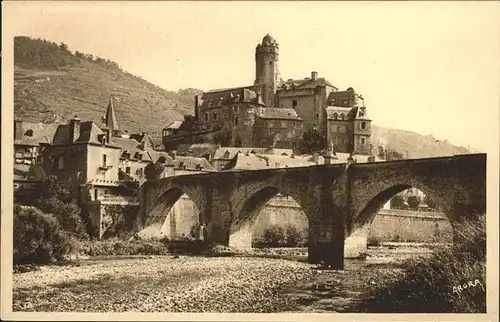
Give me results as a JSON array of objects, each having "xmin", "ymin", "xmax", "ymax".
[
  {"xmin": 13, "ymin": 122, "xmax": 58, "ymax": 146},
  {"xmin": 173, "ymin": 156, "xmax": 217, "ymax": 172},
  {"xmin": 326, "ymin": 106, "xmax": 353, "ymax": 120},
  {"xmin": 259, "ymin": 108, "xmax": 302, "ymax": 120},
  {"xmin": 147, "ymin": 150, "xmax": 174, "ymax": 165},
  {"xmin": 52, "ymin": 121, "xmax": 119, "ymax": 148},
  {"xmin": 213, "ymin": 147, "xmax": 294, "ymax": 160},
  {"xmin": 113, "ymin": 137, "xmax": 153, "ymax": 162},
  {"xmin": 279, "ymin": 77, "xmax": 336, "ymax": 91},
  {"xmin": 201, "ymin": 87, "xmax": 265, "ymax": 108}
]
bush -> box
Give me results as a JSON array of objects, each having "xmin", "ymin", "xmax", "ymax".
[
  {"xmin": 254, "ymin": 224, "xmax": 308, "ymax": 248},
  {"xmin": 80, "ymin": 238, "xmax": 170, "ymax": 256},
  {"xmin": 367, "ymin": 235, "xmax": 381, "ymax": 247},
  {"xmin": 284, "ymin": 224, "xmax": 302, "ymax": 247},
  {"xmin": 14, "ymin": 205, "xmax": 77, "ymax": 265},
  {"xmin": 359, "ymin": 214, "xmax": 486, "ymax": 313}
]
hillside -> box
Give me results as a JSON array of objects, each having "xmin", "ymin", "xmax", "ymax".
[
  {"xmin": 14, "ymin": 36, "xmax": 201, "ymax": 134},
  {"xmin": 14, "ymin": 36, "xmax": 472, "ymax": 157},
  {"xmin": 370, "ymin": 126, "xmax": 470, "ymax": 158}
]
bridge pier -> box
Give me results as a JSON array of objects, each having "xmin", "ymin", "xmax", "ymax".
[{"xmin": 307, "ymin": 184, "xmax": 345, "ymax": 269}]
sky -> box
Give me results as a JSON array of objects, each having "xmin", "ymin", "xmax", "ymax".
[{"xmin": 4, "ymin": 1, "xmax": 500, "ymax": 152}]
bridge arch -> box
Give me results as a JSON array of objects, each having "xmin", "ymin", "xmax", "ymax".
[
  {"xmin": 138, "ymin": 185, "xmax": 205, "ymax": 239},
  {"xmin": 229, "ymin": 185, "xmax": 310, "ymax": 249},
  {"xmin": 351, "ymin": 180, "xmax": 455, "ymax": 244}
]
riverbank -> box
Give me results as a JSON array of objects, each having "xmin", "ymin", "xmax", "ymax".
[{"xmin": 12, "ymin": 244, "xmax": 435, "ymax": 313}]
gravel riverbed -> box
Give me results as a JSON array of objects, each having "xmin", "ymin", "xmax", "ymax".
[{"xmin": 13, "ymin": 256, "xmax": 316, "ymax": 312}]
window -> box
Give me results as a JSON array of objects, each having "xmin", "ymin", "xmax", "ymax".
[
  {"xmin": 104, "ymin": 189, "xmax": 109, "ymax": 195},
  {"xmin": 125, "ymin": 166, "xmax": 131, "ymax": 174},
  {"xmin": 233, "ymin": 106, "xmax": 238, "ymax": 112},
  {"xmin": 94, "ymin": 189, "xmax": 98, "ymax": 201},
  {"xmin": 234, "ymin": 116, "xmax": 239, "ymax": 125},
  {"xmin": 360, "ymin": 122, "xmax": 366, "ymax": 130},
  {"xmin": 58, "ymin": 156, "xmax": 64, "ymax": 169},
  {"xmin": 333, "ymin": 112, "xmax": 338, "ymax": 120},
  {"xmin": 268, "ymin": 121, "xmax": 274, "ymax": 128},
  {"xmin": 205, "ymin": 112, "xmax": 209, "ymax": 122},
  {"xmin": 334, "ymin": 137, "xmax": 339, "ymax": 144},
  {"xmin": 292, "ymin": 100, "xmax": 298, "ymax": 108},
  {"xmin": 360, "ymin": 137, "xmax": 366, "ymax": 144},
  {"xmin": 339, "ymin": 114, "xmax": 345, "ymax": 120},
  {"xmin": 102, "ymin": 154, "xmax": 107, "ymax": 166},
  {"xmin": 213, "ymin": 111, "xmax": 217, "ymax": 120},
  {"xmin": 332, "ymin": 125, "xmax": 337, "ymax": 132},
  {"xmin": 281, "ymin": 121, "xmax": 287, "ymax": 128},
  {"xmin": 343, "ymin": 99, "xmax": 348, "ymax": 105},
  {"xmin": 316, "ymin": 113, "xmax": 319, "ymax": 119}
]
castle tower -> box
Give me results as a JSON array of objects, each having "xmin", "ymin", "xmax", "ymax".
[{"xmin": 254, "ymin": 34, "xmax": 280, "ymax": 107}]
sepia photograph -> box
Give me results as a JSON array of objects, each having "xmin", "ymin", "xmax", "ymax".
[{"xmin": 1, "ymin": 1, "xmax": 499, "ymax": 321}]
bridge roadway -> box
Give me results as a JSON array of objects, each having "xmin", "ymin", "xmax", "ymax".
[{"xmin": 136, "ymin": 153, "xmax": 486, "ymax": 269}]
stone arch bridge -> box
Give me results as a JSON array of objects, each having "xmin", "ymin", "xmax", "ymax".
[{"xmin": 137, "ymin": 153, "xmax": 486, "ymax": 269}]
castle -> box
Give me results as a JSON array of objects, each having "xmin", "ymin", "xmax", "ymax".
[{"xmin": 186, "ymin": 34, "xmax": 372, "ymax": 155}]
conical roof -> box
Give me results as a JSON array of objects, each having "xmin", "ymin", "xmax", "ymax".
[{"xmin": 105, "ymin": 98, "xmax": 119, "ymax": 131}]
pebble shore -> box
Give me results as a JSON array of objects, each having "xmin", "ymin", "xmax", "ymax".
[{"xmin": 13, "ymin": 256, "xmax": 315, "ymax": 312}]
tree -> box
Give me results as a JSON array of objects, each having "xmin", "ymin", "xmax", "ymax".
[
  {"xmin": 424, "ymin": 194, "xmax": 438, "ymax": 210},
  {"xmin": 407, "ymin": 195, "xmax": 420, "ymax": 211},
  {"xmin": 13, "ymin": 205, "xmax": 76, "ymax": 264},
  {"xmin": 390, "ymin": 194, "xmax": 406, "ymax": 210},
  {"xmin": 298, "ymin": 129, "xmax": 327, "ymax": 154},
  {"xmin": 284, "ymin": 224, "xmax": 302, "ymax": 247},
  {"xmin": 145, "ymin": 162, "xmax": 165, "ymax": 181},
  {"xmin": 59, "ymin": 42, "xmax": 69, "ymax": 52},
  {"xmin": 179, "ymin": 114, "xmax": 198, "ymax": 132},
  {"xmin": 15, "ymin": 176, "xmax": 88, "ymax": 240}
]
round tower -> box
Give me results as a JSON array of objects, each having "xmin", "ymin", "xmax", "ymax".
[{"xmin": 254, "ymin": 34, "xmax": 280, "ymax": 107}]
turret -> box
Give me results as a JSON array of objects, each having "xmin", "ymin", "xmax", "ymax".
[{"xmin": 254, "ymin": 34, "xmax": 280, "ymax": 107}]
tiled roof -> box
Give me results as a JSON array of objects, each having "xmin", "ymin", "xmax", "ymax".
[
  {"xmin": 113, "ymin": 137, "xmax": 152, "ymax": 162},
  {"xmin": 229, "ymin": 153, "xmax": 319, "ymax": 170},
  {"xmin": 279, "ymin": 77, "xmax": 336, "ymax": 90},
  {"xmin": 259, "ymin": 108, "xmax": 302, "ymax": 120},
  {"xmin": 213, "ymin": 147, "xmax": 294, "ymax": 160},
  {"xmin": 14, "ymin": 122, "xmax": 58, "ymax": 146},
  {"xmin": 173, "ymin": 156, "xmax": 217, "ymax": 172},
  {"xmin": 325, "ymin": 106, "xmax": 353, "ymax": 120},
  {"xmin": 201, "ymin": 87, "xmax": 264, "ymax": 108},
  {"xmin": 162, "ymin": 121, "xmax": 183, "ymax": 131},
  {"xmin": 52, "ymin": 121, "xmax": 119, "ymax": 148},
  {"xmin": 147, "ymin": 150, "xmax": 174, "ymax": 165},
  {"xmin": 204, "ymin": 85, "xmax": 255, "ymax": 94}
]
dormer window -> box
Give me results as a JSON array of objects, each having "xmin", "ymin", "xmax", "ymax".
[
  {"xmin": 333, "ymin": 112, "xmax": 338, "ymax": 120},
  {"xmin": 339, "ymin": 114, "xmax": 345, "ymax": 120},
  {"xmin": 223, "ymin": 151, "xmax": 230, "ymax": 159}
]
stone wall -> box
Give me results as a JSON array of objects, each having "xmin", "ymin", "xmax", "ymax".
[{"xmin": 368, "ymin": 209, "xmax": 453, "ymax": 243}]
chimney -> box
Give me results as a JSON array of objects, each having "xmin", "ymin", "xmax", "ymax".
[
  {"xmin": 378, "ymin": 146, "xmax": 386, "ymax": 160},
  {"xmin": 311, "ymin": 71, "xmax": 318, "ymax": 80},
  {"xmin": 70, "ymin": 116, "xmax": 81, "ymax": 143},
  {"xmin": 14, "ymin": 120, "xmax": 23, "ymax": 141},
  {"xmin": 171, "ymin": 150, "xmax": 177, "ymax": 160}
]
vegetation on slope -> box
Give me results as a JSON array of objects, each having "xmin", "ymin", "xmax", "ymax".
[{"xmin": 14, "ymin": 36, "xmax": 201, "ymax": 133}]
